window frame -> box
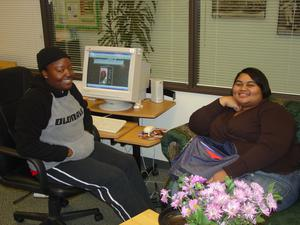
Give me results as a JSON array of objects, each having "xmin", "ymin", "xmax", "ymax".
[{"xmin": 39, "ymin": 0, "xmax": 299, "ymax": 101}]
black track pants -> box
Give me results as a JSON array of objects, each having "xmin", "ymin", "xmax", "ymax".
[{"xmin": 46, "ymin": 141, "xmax": 153, "ymax": 221}]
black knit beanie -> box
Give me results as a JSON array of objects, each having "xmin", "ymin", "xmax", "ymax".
[{"xmin": 37, "ymin": 47, "xmax": 70, "ymax": 71}]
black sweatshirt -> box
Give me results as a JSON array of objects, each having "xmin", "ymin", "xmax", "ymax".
[{"xmin": 15, "ymin": 76, "xmax": 93, "ymax": 163}]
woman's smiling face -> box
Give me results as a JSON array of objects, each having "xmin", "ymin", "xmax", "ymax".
[
  {"xmin": 232, "ymin": 73, "xmax": 263, "ymax": 110},
  {"xmin": 42, "ymin": 57, "xmax": 74, "ymax": 91}
]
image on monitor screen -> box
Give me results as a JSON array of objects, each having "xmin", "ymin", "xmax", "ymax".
[{"xmin": 87, "ymin": 51, "xmax": 131, "ymax": 91}]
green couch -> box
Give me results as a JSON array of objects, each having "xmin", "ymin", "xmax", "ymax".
[{"xmin": 161, "ymin": 98, "xmax": 300, "ymax": 225}]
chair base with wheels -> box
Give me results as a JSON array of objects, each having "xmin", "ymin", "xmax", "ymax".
[{"xmin": 13, "ymin": 196, "xmax": 103, "ymax": 225}]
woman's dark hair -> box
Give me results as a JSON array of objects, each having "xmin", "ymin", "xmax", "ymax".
[{"xmin": 233, "ymin": 67, "xmax": 272, "ymax": 98}]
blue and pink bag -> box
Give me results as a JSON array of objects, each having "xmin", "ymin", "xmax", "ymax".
[{"xmin": 169, "ymin": 136, "xmax": 239, "ymax": 179}]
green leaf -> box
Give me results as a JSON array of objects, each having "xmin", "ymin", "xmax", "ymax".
[
  {"xmin": 268, "ymin": 182, "xmax": 275, "ymax": 193},
  {"xmin": 186, "ymin": 208, "xmax": 214, "ymax": 225},
  {"xmin": 256, "ymin": 215, "xmax": 265, "ymax": 223},
  {"xmin": 273, "ymin": 193, "xmax": 283, "ymax": 201},
  {"xmin": 224, "ymin": 176, "xmax": 235, "ymax": 194}
]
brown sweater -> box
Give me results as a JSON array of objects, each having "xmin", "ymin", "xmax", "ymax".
[{"xmin": 188, "ymin": 99, "xmax": 299, "ymax": 178}]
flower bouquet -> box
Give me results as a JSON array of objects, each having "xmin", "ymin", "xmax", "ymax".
[{"xmin": 160, "ymin": 175, "xmax": 281, "ymax": 225}]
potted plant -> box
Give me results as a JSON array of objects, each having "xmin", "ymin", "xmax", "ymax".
[{"xmin": 98, "ymin": 0, "xmax": 157, "ymax": 60}]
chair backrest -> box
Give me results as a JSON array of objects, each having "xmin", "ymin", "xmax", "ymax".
[{"xmin": 0, "ymin": 67, "xmax": 33, "ymax": 176}]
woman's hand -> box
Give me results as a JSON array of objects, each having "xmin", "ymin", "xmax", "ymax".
[
  {"xmin": 219, "ymin": 96, "xmax": 241, "ymax": 111},
  {"xmin": 208, "ymin": 169, "xmax": 228, "ymax": 183}
]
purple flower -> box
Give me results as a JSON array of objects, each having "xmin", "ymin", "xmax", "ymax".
[
  {"xmin": 170, "ymin": 198, "xmax": 181, "ymax": 208},
  {"xmin": 233, "ymin": 188, "xmax": 248, "ymax": 202},
  {"xmin": 176, "ymin": 191, "xmax": 188, "ymax": 202},
  {"xmin": 234, "ymin": 180, "xmax": 249, "ymax": 189},
  {"xmin": 212, "ymin": 192, "xmax": 230, "ymax": 206},
  {"xmin": 259, "ymin": 202, "xmax": 271, "ymax": 216},
  {"xmin": 181, "ymin": 205, "xmax": 191, "ymax": 217},
  {"xmin": 251, "ymin": 182, "xmax": 265, "ymax": 194},
  {"xmin": 205, "ymin": 203, "xmax": 223, "ymax": 220},
  {"xmin": 190, "ymin": 175, "xmax": 206, "ymax": 184},
  {"xmin": 207, "ymin": 181, "xmax": 226, "ymax": 193},
  {"xmin": 223, "ymin": 199, "xmax": 240, "ymax": 218},
  {"xmin": 188, "ymin": 199, "xmax": 199, "ymax": 212},
  {"xmin": 200, "ymin": 187, "xmax": 215, "ymax": 198},
  {"xmin": 241, "ymin": 202, "xmax": 257, "ymax": 221},
  {"xmin": 160, "ymin": 189, "xmax": 169, "ymax": 203},
  {"xmin": 234, "ymin": 180, "xmax": 252, "ymax": 197},
  {"xmin": 250, "ymin": 182, "xmax": 265, "ymax": 203},
  {"xmin": 266, "ymin": 193, "xmax": 277, "ymax": 210}
]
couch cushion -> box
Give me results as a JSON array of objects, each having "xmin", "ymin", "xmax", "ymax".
[
  {"xmin": 270, "ymin": 97, "xmax": 300, "ymax": 143},
  {"xmin": 285, "ymin": 101, "xmax": 300, "ymax": 143}
]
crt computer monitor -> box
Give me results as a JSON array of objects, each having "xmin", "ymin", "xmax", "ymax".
[{"xmin": 82, "ymin": 46, "xmax": 150, "ymax": 111}]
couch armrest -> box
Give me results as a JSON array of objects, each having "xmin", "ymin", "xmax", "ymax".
[{"xmin": 161, "ymin": 123, "xmax": 196, "ymax": 161}]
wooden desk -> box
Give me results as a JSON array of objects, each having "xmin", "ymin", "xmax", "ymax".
[
  {"xmin": 98, "ymin": 125, "xmax": 161, "ymax": 168},
  {"xmin": 120, "ymin": 209, "xmax": 159, "ymax": 225},
  {"xmin": 115, "ymin": 126, "xmax": 162, "ymax": 168},
  {"xmin": 87, "ymin": 98, "xmax": 175, "ymax": 119},
  {"xmin": 115, "ymin": 126, "xmax": 161, "ymax": 147},
  {"xmin": 88, "ymin": 98, "xmax": 175, "ymax": 169}
]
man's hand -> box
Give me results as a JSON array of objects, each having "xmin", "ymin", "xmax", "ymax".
[
  {"xmin": 208, "ymin": 169, "xmax": 228, "ymax": 183},
  {"xmin": 67, "ymin": 148, "xmax": 73, "ymax": 157}
]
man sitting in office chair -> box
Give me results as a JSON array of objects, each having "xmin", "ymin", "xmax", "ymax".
[{"xmin": 15, "ymin": 46, "xmax": 153, "ymax": 221}]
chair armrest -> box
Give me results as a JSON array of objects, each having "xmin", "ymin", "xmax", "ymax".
[
  {"xmin": 92, "ymin": 125, "xmax": 100, "ymax": 141},
  {"xmin": 161, "ymin": 123, "xmax": 196, "ymax": 161},
  {"xmin": 0, "ymin": 145, "xmax": 49, "ymax": 193}
]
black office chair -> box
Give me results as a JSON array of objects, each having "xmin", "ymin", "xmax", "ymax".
[{"xmin": 0, "ymin": 67, "xmax": 103, "ymax": 225}]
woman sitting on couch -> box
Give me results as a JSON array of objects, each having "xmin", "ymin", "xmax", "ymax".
[{"xmin": 188, "ymin": 67, "xmax": 300, "ymax": 211}]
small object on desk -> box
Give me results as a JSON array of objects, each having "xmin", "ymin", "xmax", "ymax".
[
  {"xmin": 139, "ymin": 127, "xmax": 167, "ymax": 140},
  {"xmin": 143, "ymin": 126, "xmax": 156, "ymax": 135},
  {"xmin": 92, "ymin": 116, "xmax": 126, "ymax": 133}
]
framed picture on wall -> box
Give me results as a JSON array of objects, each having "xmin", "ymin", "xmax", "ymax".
[
  {"xmin": 212, "ymin": 0, "xmax": 267, "ymax": 18},
  {"xmin": 53, "ymin": 0, "xmax": 100, "ymax": 30},
  {"xmin": 277, "ymin": 0, "xmax": 300, "ymax": 35}
]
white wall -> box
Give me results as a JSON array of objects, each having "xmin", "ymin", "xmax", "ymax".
[{"xmin": 0, "ymin": 0, "xmax": 44, "ymax": 68}]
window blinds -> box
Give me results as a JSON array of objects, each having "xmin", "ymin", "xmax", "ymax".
[
  {"xmin": 48, "ymin": 0, "xmax": 189, "ymax": 82},
  {"xmin": 149, "ymin": 0, "xmax": 189, "ymax": 83},
  {"xmin": 198, "ymin": 0, "xmax": 300, "ymax": 95}
]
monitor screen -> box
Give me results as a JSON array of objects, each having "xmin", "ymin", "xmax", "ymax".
[
  {"xmin": 82, "ymin": 46, "xmax": 150, "ymax": 111},
  {"xmin": 86, "ymin": 51, "xmax": 131, "ymax": 91}
]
